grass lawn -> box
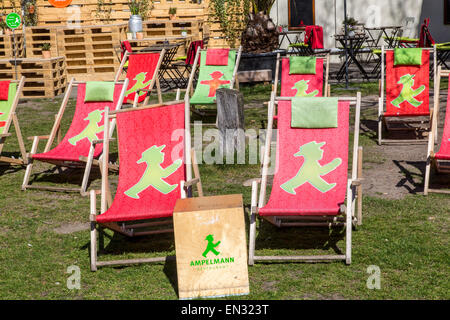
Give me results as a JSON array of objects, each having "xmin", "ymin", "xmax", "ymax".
[{"xmin": 0, "ymin": 82, "xmax": 448, "ymax": 300}]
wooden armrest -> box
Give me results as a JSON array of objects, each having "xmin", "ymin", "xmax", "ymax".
[
  {"xmin": 0, "ymin": 133, "xmax": 12, "ymax": 138},
  {"xmin": 91, "ymin": 138, "xmax": 116, "ymax": 144},
  {"xmin": 27, "ymin": 135, "xmax": 49, "ymax": 141},
  {"xmin": 184, "ymin": 178, "xmax": 200, "ymax": 188},
  {"xmin": 351, "ymin": 178, "xmax": 363, "ymax": 187},
  {"xmin": 243, "ymin": 178, "xmax": 261, "ymax": 187}
]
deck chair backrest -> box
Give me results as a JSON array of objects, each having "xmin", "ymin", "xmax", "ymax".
[
  {"xmin": 258, "ymin": 99, "xmax": 350, "ymax": 216},
  {"xmin": 280, "ymin": 57, "xmax": 325, "ymax": 97},
  {"xmin": 435, "ymin": 76, "xmax": 450, "ymax": 159},
  {"xmin": 96, "ymin": 102, "xmax": 186, "ymax": 223},
  {"xmin": 384, "ymin": 49, "xmax": 430, "ymax": 116},
  {"xmin": 33, "ymin": 83, "xmax": 125, "ymax": 163},
  {"xmin": 0, "ymin": 81, "xmax": 18, "ymax": 134},
  {"xmin": 189, "ymin": 48, "xmax": 238, "ymax": 104},
  {"xmin": 122, "ymin": 52, "xmax": 161, "ymax": 104}
]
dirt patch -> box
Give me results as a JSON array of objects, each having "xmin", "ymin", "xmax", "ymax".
[
  {"xmin": 261, "ymin": 280, "xmax": 278, "ymax": 292},
  {"xmin": 360, "ymin": 93, "xmax": 448, "ymax": 199},
  {"xmin": 53, "ymin": 222, "xmax": 90, "ymax": 235}
]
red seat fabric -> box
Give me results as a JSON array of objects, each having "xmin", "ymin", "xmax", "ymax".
[
  {"xmin": 384, "ymin": 50, "xmax": 430, "ymax": 117},
  {"xmin": 123, "ymin": 53, "xmax": 160, "ymax": 104},
  {"xmin": 281, "ymin": 57, "xmax": 324, "ymax": 97},
  {"xmin": 259, "ymin": 100, "xmax": 350, "ymax": 216},
  {"xmin": 32, "ymin": 83, "xmax": 123, "ymax": 163},
  {"xmin": 96, "ymin": 103, "xmax": 186, "ymax": 223},
  {"xmin": 435, "ymin": 77, "xmax": 450, "ymax": 161}
]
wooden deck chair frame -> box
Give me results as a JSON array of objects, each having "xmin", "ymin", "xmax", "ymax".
[
  {"xmin": 0, "ymin": 76, "xmax": 27, "ymax": 166},
  {"xmin": 114, "ymin": 49, "xmax": 166, "ymax": 108},
  {"xmin": 182, "ymin": 46, "xmax": 242, "ymax": 121},
  {"xmin": 272, "ymin": 52, "xmax": 331, "ymax": 98},
  {"xmin": 89, "ymin": 100, "xmax": 203, "ymax": 271},
  {"xmin": 22, "ymin": 77, "xmax": 129, "ymax": 195},
  {"xmin": 377, "ymin": 45, "xmax": 436, "ymax": 145},
  {"xmin": 424, "ymin": 66, "xmax": 450, "ymax": 194},
  {"xmin": 248, "ymin": 93, "xmax": 363, "ymax": 265}
]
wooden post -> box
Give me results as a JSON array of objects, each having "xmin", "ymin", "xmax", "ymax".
[{"xmin": 216, "ymin": 88, "xmax": 245, "ymax": 158}]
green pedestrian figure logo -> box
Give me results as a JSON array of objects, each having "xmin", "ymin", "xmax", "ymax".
[
  {"xmin": 68, "ymin": 109, "xmax": 104, "ymax": 146},
  {"xmin": 292, "ymin": 80, "xmax": 319, "ymax": 97},
  {"xmin": 391, "ymin": 74, "xmax": 425, "ymax": 108},
  {"xmin": 125, "ymin": 72, "xmax": 152, "ymax": 97},
  {"xmin": 124, "ymin": 145, "xmax": 182, "ymax": 199},
  {"xmin": 281, "ymin": 141, "xmax": 342, "ymax": 194},
  {"xmin": 202, "ymin": 234, "xmax": 221, "ymax": 258}
]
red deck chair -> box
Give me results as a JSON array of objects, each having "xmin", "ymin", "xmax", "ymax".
[
  {"xmin": 378, "ymin": 45, "xmax": 436, "ymax": 145},
  {"xmin": 248, "ymin": 94, "xmax": 363, "ymax": 265},
  {"xmin": 424, "ymin": 67, "xmax": 450, "ymax": 194},
  {"xmin": 89, "ymin": 100, "xmax": 203, "ymax": 271},
  {"xmin": 114, "ymin": 50, "xmax": 165, "ymax": 107},
  {"xmin": 0, "ymin": 77, "xmax": 27, "ymax": 166},
  {"xmin": 22, "ymin": 78, "xmax": 129, "ymax": 194},
  {"xmin": 273, "ymin": 53, "xmax": 330, "ymax": 98}
]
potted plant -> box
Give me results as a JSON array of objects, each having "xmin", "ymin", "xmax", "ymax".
[
  {"xmin": 41, "ymin": 43, "xmax": 51, "ymax": 59},
  {"xmin": 136, "ymin": 31, "xmax": 144, "ymax": 39},
  {"xmin": 169, "ymin": 7, "xmax": 177, "ymax": 20},
  {"xmin": 128, "ymin": 0, "xmax": 144, "ymax": 39},
  {"xmin": 342, "ymin": 17, "xmax": 359, "ymax": 33}
]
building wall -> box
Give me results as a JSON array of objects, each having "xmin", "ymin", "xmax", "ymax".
[{"xmin": 271, "ymin": 0, "xmax": 450, "ymax": 50}]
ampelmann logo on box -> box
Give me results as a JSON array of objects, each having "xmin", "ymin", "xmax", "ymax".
[{"xmin": 190, "ymin": 234, "xmax": 235, "ymax": 269}]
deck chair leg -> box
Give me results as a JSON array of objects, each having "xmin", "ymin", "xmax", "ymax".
[
  {"xmin": 90, "ymin": 190, "xmax": 98, "ymax": 272},
  {"xmin": 346, "ymin": 180, "xmax": 353, "ymax": 265},
  {"xmin": 424, "ymin": 130, "xmax": 435, "ymax": 195},
  {"xmin": 12, "ymin": 113, "xmax": 27, "ymax": 164},
  {"xmin": 22, "ymin": 136, "xmax": 39, "ymax": 190},
  {"xmin": 424, "ymin": 157, "xmax": 432, "ymax": 196},
  {"xmin": 378, "ymin": 98, "xmax": 383, "ymax": 146},
  {"xmin": 356, "ymin": 146, "xmax": 363, "ymax": 225},
  {"xmin": 80, "ymin": 143, "xmax": 96, "ymax": 195},
  {"xmin": 248, "ymin": 180, "xmax": 258, "ymax": 266},
  {"xmin": 156, "ymin": 77, "xmax": 163, "ymax": 104}
]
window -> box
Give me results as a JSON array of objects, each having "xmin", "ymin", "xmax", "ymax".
[
  {"xmin": 445, "ymin": 0, "xmax": 450, "ymax": 24},
  {"xmin": 288, "ymin": 0, "xmax": 315, "ymax": 30}
]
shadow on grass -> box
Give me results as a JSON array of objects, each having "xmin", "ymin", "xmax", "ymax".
[
  {"xmin": 254, "ymin": 220, "xmax": 345, "ymax": 254},
  {"xmin": 0, "ymin": 163, "xmax": 25, "ymax": 176},
  {"xmin": 83, "ymin": 228, "xmax": 180, "ymax": 296},
  {"xmin": 243, "ymin": 206, "xmax": 346, "ymax": 255},
  {"xmin": 26, "ymin": 151, "xmax": 119, "ymax": 187},
  {"xmin": 393, "ymin": 160, "xmax": 426, "ymax": 194}
]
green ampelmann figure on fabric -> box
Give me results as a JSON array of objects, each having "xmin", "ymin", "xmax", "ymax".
[
  {"xmin": 281, "ymin": 141, "xmax": 342, "ymax": 194},
  {"xmin": 391, "ymin": 74, "xmax": 425, "ymax": 108},
  {"xmin": 202, "ymin": 234, "xmax": 221, "ymax": 258},
  {"xmin": 124, "ymin": 145, "xmax": 182, "ymax": 199},
  {"xmin": 125, "ymin": 72, "xmax": 152, "ymax": 96},
  {"xmin": 292, "ymin": 80, "xmax": 319, "ymax": 97},
  {"xmin": 68, "ymin": 109, "xmax": 104, "ymax": 146}
]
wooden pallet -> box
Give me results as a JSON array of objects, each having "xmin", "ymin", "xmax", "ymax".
[
  {"xmin": 0, "ymin": 57, "xmax": 67, "ymax": 98},
  {"xmin": 57, "ymin": 24, "xmax": 126, "ymax": 81},
  {"xmin": 25, "ymin": 27, "xmax": 59, "ymax": 58},
  {"xmin": 29, "ymin": 0, "xmax": 207, "ymax": 25},
  {"xmin": 141, "ymin": 19, "xmax": 203, "ymax": 38},
  {"xmin": 0, "ymin": 33, "xmax": 25, "ymax": 58}
]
